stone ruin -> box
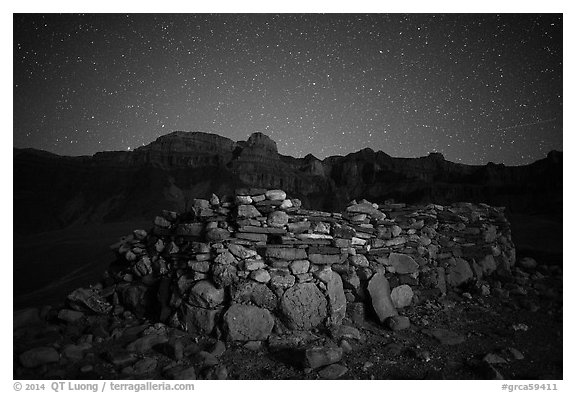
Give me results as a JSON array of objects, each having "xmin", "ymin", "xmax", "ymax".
[{"xmin": 75, "ymin": 187, "xmax": 516, "ymax": 342}]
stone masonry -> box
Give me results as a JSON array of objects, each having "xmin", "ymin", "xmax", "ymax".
[{"xmin": 87, "ymin": 188, "xmax": 515, "ymax": 342}]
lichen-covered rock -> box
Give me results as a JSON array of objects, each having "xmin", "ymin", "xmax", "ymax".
[
  {"xmin": 270, "ymin": 273, "xmax": 296, "ymax": 289},
  {"xmin": 323, "ymin": 270, "xmax": 346, "ymax": 326},
  {"xmin": 332, "ymin": 223, "xmax": 356, "ymax": 239},
  {"xmin": 227, "ymin": 244, "xmax": 257, "ymax": 260},
  {"xmin": 267, "ymin": 211, "xmax": 289, "ymax": 227},
  {"xmin": 212, "ymin": 264, "xmax": 238, "ymax": 288},
  {"xmin": 280, "ymin": 283, "xmax": 327, "ymax": 330},
  {"xmin": 236, "ymin": 195, "xmax": 253, "ymax": 205},
  {"xmin": 214, "ymin": 251, "xmax": 237, "ymax": 265},
  {"xmin": 289, "ymin": 259, "xmax": 310, "ymax": 275},
  {"xmin": 67, "ymin": 287, "xmax": 112, "ymax": 314},
  {"xmin": 247, "ymin": 268, "xmax": 268, "ymax": 283},
  {"xmin": 223, "ymin": 304, "xmax": 274, "ymax": 341},
  {"xmin": 349, "ymin": 254, "xmax": 369, "ymax": 267},
  {"xmin": 237, "ymin": 204, "xmax": 262, "ymax": 218},
  {"xmin": 390, "ymin": 284, "xmax": 414, "ymax": 308},
  {"xmin": 231, "ymin": 281, "xmax": 278, "ymax": 310}
]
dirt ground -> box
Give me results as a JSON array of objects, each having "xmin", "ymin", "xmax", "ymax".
[{"xmin": 13, "ymin": 213, "xmax": 563, "ymax": 380}]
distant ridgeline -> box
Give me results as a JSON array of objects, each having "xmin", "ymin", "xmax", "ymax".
[
  {"xmin": 61, "ymin": 188, "xmax": 515, "ymax": 341},
  {"xmin": 14, "ymin": 131, "xmax": 562, "ymax": 234}
]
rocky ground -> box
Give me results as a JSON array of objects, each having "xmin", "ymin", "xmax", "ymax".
[{"xmin": 14, "ymin": 252, "xmax": 562, "ymax": 380}]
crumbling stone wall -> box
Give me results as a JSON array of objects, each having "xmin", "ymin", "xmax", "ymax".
[{"xmin": 90, "ymin": 188, "xmax": 515, "ymax": 341}]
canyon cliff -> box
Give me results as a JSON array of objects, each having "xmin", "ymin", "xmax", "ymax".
[{"xmin": 14, "ymin": 131, "xmax": 562, "ymax": 234}]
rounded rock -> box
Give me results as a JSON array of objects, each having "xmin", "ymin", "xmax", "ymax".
[
  {"xmin": 250, "ymin": 269, "xmax": 271, "ymax": 283},
  {"xmin": 386, "ymin": 315, "xmax": 410, "ymax": 331},
  {"xmin": 267, "ymin": 211, "xmax": 289, "ymax": 227},
  {"xmin": 265, "ymin": 189, "xmax": 287, "ymax": 201},
  {"xmin": 280, "ymin": 283, "xmax": 327, "ymax": 330},
  {"xmin": 223, "ymin": 304, "xmax": 274, "ymax": 341},
  {"xmin": 390, "ymin": 284, "xmax": 414, "ymax": 308},
  {"xmin": 188, "ymin": 280, "xmax": 225, "ymax": 308}
]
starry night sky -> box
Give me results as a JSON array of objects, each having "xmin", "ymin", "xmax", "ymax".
[{"xmin": 13, "ymin": 13, "xmax": 562, "ymax": 165}]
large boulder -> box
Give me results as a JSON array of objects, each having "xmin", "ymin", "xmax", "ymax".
[
  {"xmin": 188, "ymin": 281, "xmax": 225, "ymax": 309},
  {"xmin": 223, "ymin": 304, "xmax": 274, "ymax": 341},
  {"xmin": 447, "ymin": 258, "xmax": 474, "ymax": 287},
  {"xmin": 231, "ymin": 280, "xmax": 278, "ymax": 310},
  {"xmin": 280, "ymin": 283, "xmax": 327, "ymax": 330},
  {"xmin": 367, "ymin": 273, "xmax": 398, "ymax": 323}
]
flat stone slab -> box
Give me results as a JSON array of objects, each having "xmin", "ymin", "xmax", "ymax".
[
  {"xmin": 309, "ymin": 254, "xmax": 344, "ymax": 265},
  {"xmin": 238, "ymin": 226, "xmax": 287, "ymax": 234},
  {"xmin": 227, "ymin": 244, "xmax": 258, "ymax": 259},
  {"xmin": 265, "ymin": 247, "xmax": 307, "ymax": 260}
]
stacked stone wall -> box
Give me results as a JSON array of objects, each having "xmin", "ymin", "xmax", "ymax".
[{"xmin": 96, "ymin": 188, "xmax": 515, "ymax": 341}]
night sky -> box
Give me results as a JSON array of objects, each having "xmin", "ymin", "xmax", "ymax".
[{"xmin": 13, "ymin": 13, "xmax": 562, "ymax": 165}]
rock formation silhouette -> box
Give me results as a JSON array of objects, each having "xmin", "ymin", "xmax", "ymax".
[{"xmin": 14, "ymin": 131, "xmax": 562, "ymax": 234}]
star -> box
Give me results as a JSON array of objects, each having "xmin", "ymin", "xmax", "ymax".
[{"xmin": 13, "ymin": 13, "xmax": 562, "ymax": 165}]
